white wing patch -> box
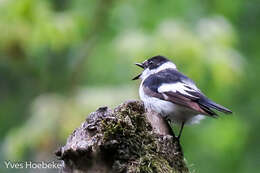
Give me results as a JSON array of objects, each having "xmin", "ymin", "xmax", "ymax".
[{"xmin": 158, "ymin": 82, "xmax": 198, "ymax": 98}]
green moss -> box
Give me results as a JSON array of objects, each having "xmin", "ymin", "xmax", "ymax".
[
  {"xmin": 138, "ymin": 155, "xmax": 174, "ymax": 173},
  {"xmin": 99, "ymin": 101, "xmax": 188, "ymax": 173}
]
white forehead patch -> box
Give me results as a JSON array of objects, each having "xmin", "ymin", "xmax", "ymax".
[
  {"xmin": 156, "ymin": 62, "xmax": 176, "ymax": 72},
  {"xmin": 140, "ymin": 62, "xmax": 177, "ymax": 80}
]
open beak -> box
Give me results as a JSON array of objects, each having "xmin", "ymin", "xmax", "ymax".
[
  {"xmin": 132, "ymin": 63, "xmax": 144, "ymax": 80},
  {"xmin": 135, "ymin": 63, "xmax": 144, "ymax": 69},
  {"xmin": 132, "ymin": 74, "xmax": 141, "ymax": 80}
]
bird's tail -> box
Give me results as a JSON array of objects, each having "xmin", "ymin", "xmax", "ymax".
[{"xmin": 202, "ymin": 99, "xmax": 232, "ymax": 114}]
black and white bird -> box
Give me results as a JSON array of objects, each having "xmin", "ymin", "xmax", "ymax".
[{"xmin": 133, "ymin": 55, "xmax": 232, "ymax": 139}]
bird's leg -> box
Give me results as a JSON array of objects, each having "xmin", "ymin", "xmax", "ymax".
[
  {"xmin": 165, "ymin": 117, "xmax": 176, "ymax": 137},
  {"xmin": 177, "ymin": 122, "xmax": 185, "ymax": 139}
]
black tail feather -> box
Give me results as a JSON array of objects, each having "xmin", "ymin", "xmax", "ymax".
[
  {"xmin": 200, "ymin": 98, "xmax": 232, "ymax": 114},
  {"xmin": 199, "ymin": 104, "xmax": 219, "ymax": 117}
]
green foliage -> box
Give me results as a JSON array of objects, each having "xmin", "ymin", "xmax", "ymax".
[{"xmin": 0, "ymin": 0, "xmax": 259, "ymax": 172}]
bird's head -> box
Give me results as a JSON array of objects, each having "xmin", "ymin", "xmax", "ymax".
[{"xmin": 133, "ymin": 55, "xmax": 177, "ymax": 80}]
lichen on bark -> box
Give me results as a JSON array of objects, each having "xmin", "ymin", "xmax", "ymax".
[{"xmin": 56, "ymin": 100, "xmax": 189, "ymax": 173}]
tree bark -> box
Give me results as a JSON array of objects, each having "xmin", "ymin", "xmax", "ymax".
[{"xmin": 55, "ymin": 100, "xmax": 189, "ymax": 173}]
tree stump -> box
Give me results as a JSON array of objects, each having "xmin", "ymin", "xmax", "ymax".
[{"xmin": 55, "ymin": 100, "xmax": 189, "ymax": 173}]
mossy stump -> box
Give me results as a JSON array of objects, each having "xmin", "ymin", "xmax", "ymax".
[{"xmin": 55, "ymin": 100, "xmax": 189, "ymax": 173}]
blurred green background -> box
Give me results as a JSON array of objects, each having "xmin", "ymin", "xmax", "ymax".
[{"xmin": 0, "ymin": 0, "xmax": 259, "ymax": 172}]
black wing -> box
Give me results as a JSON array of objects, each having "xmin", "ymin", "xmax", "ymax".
[{"xmin": 143, "ymin": 69, "xmax": 232, "ymax": 116}]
